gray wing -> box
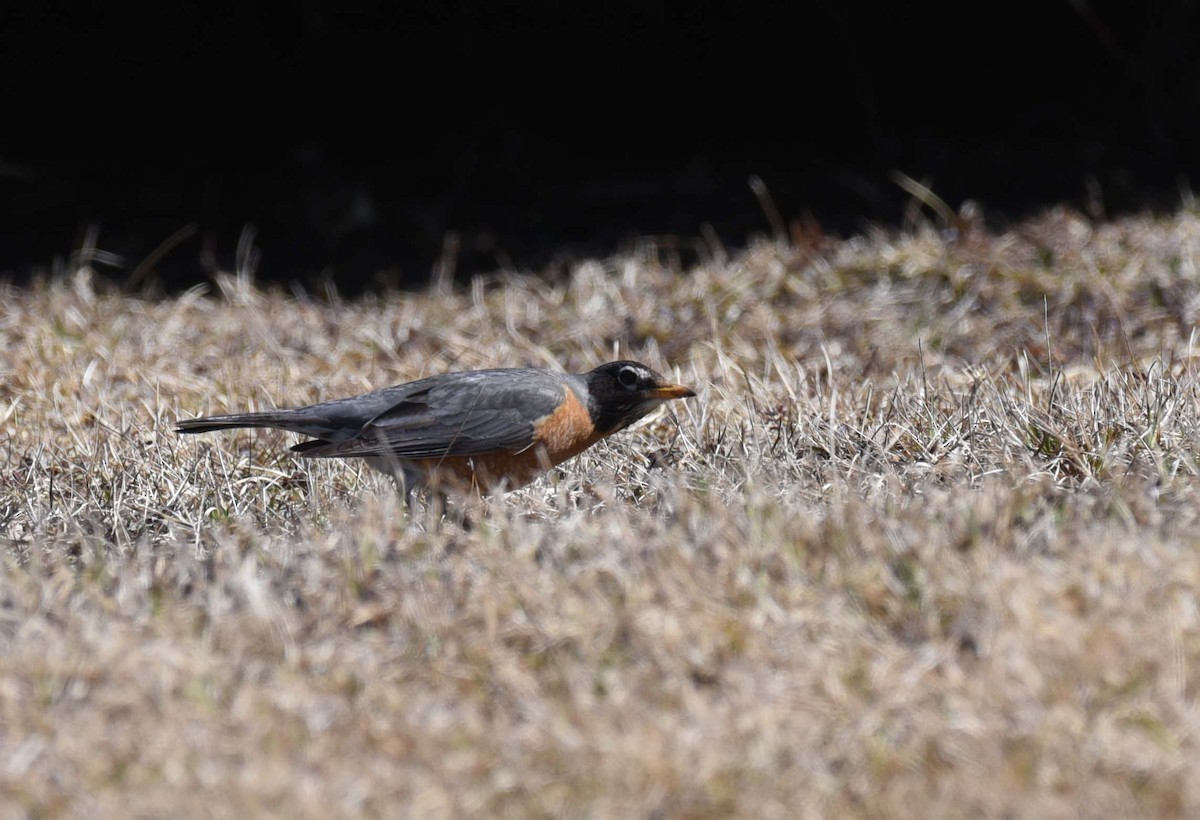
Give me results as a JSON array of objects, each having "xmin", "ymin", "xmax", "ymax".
[
  {"xmin": 293, "ymin": 369, "xmax": 571, "ymax": 460},
  {"xmin": 177, "ymin": 378, "xmax": 447, "ymax": 440}
]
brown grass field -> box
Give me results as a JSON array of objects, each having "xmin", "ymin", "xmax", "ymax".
[{"xmin": 4, "ymin": 207, "xmax": 1200, "ymax": 818}]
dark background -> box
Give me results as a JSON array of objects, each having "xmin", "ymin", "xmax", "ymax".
[{"xmin": 3, "ymin": 1, "xmax": 1197, "ymax": 291}]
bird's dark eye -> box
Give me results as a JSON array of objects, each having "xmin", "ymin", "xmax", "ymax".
[{"xmin": 617, "ymin": 366, "xmax": 640, "ymax": 389}]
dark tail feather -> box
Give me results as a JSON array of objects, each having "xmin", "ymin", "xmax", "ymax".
[{"xmin": 175, "ymin": 412, "xmax": 299, "ymax": 435}]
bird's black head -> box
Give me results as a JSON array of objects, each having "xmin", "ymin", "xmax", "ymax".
[{"xmin": 581, "ymin": 360, "xmax": 696, "ymax": 434}]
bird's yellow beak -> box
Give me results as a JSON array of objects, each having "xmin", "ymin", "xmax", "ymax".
[{"xmin": 649, "ymin": 382, "xmax": 697, "ymax": 400}]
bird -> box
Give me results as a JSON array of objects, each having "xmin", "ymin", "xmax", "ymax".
[{"xmin": 176, "ymin": 360, "xmax": 696, "ymax": 494}]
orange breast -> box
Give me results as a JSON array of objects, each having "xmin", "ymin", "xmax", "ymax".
[{"xmin": 413, "ymin": 386, "xmax": 602, "ymax": 492}]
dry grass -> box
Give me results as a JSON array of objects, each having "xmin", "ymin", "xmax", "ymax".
[{"xmin": 5, "ymin": 206, "xmax": 1200, "ymax": 818}]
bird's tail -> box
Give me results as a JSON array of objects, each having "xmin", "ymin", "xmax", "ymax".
[{"xmin": 175, "ymin": 411, "xmax": 309, "ymax": 436}]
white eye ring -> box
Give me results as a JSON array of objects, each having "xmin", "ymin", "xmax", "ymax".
[{"xmin": 617, "ymin": 366, "xmax": 640, "ymax": 388}]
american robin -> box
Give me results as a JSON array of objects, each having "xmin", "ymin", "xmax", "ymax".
[{"xmin": 177, "ymin": 360, "xmax": 695, "ymax": 493}]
